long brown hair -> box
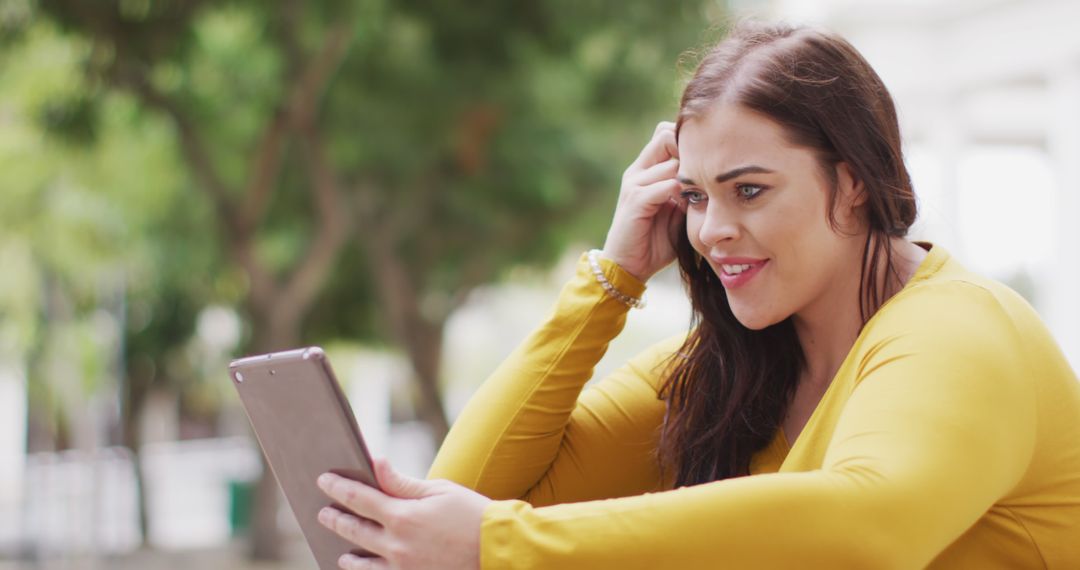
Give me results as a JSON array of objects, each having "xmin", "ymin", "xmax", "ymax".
[{"xmin": 658, "ymin": 21, "xmax": 918, "ymax": 486}]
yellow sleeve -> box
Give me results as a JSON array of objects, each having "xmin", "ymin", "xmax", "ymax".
[
  {"xmin": 428, "ymin": 252, "xmax": 681, "ymax": 504},
  {"xmin": 478, "ymin": 282, "xmax": 1038, "ymax": 569}
]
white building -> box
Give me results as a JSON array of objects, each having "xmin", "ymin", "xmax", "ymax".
[{"xmin": 731, "ymin": 0, "xmax": 1080, "ymax": 368}]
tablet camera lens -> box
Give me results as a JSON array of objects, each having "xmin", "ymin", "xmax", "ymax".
[
  {"xmin": 269, "ymin": 369, "xmax": 276, "ymax": 376},
  {"xmin": 234, "ymin": 372, "xmax": 244, "ymax": 383}
]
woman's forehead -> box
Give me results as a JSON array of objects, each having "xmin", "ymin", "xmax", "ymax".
[{"xmin": 677, "ymin": 106, "xmax": 811, "ymax": 180}]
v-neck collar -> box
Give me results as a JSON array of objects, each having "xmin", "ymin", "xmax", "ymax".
[{"xmin": 765, "ymin": 242, "xmax": 949, "ymax": 467}]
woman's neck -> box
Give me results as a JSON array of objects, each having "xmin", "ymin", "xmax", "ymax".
[
  {"xmin": 792, "ymin": 283, "xmax": 862, "ymax": 389},
  {"xmin": 792, "ymin": 237, "xmax": 927, "ymax": 388}
]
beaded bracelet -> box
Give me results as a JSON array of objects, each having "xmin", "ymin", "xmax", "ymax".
[{"xmin": 587, "ymin": 249, "xmax": 647, "ymax": 309}]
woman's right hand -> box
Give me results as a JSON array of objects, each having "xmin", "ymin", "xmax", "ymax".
[{"xmin": 600, "ymin": 121, "xmax": 683, "ymax": 283}]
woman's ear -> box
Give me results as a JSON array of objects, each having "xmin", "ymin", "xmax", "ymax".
[
  {"xmin": 836, "ymin": 162, "xmax": 866, "ymax": 210},
  {"xmin": 833, "ymin": 162, "xmax": 868, "ymax": 233}
]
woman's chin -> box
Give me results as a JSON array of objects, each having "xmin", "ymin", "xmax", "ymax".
[{"xmin": 730, "ymin": 305, "xmax": 781, "ymax": 331}]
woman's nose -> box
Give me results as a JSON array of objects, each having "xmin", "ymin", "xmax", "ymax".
[{"xmin": 698, "ymin": 202, "xmax": 741, "ymax": 246}]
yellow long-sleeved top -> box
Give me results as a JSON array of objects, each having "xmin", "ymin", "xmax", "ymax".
[{"xmin": 428, "ymin": 244, "xmax": 1080, "ymax": 569}]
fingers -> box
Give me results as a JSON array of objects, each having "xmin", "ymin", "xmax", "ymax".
[
  {"xmin": 318, "ymin": 506, "xmax": 387, "ymax": 558},
  {"xmin": 629, "ymin": 122, "xmax": 678, "ymax": 172},
  {"xmin": 669, "ymin": 195, "xmax": 688, "ymax": 214},
  {"xmin": 653, "ymin": 120, "xmax": 675, "ymax": 137},
  {"xmin": 318, "ymin": 473, "xmax": 393, "ymax": 526},
  {"xmin": 374, "ymin": 458, "xmax": 432, "ymax": 500},
  {"xmin": 338, "ymin": 553, "xmax": 389, "ymax": 570},
  {"xmin": 658, "ymin": 199, "xmax": 688, "ymax": 244},
  {"xmin": 629, "ymin": 156, "xmax": 679, "ymax": 188},
  {"xmin": 653, "ymin": 120, "xmax": 678, "ymax": 152},
  {"xmin": 629, "ymin": 178, "xmax": 683, "ymax": 213}
]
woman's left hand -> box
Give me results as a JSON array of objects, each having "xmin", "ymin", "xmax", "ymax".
[{"xmin": 317, "ymin": 458, "xmax": 492, "ymax": 570}]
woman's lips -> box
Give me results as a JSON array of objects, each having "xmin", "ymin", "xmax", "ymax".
[{"xmin": 711, "ymin": 257, "xmax": 769, "ymax": 290}]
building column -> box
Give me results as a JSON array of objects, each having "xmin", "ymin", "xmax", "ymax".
[
  {"xmin": 926, "ymin": 92, "xmax": 966, "ymax": 258},
  {"xmin": 0, "ymin": 362, "xmax": 27, "ymax": 548},
  {"xmin": 1047, "ymin": 62, "xmax": 1080, "ymax": 370}
]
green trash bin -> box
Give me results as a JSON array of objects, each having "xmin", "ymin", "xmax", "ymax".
[{"xmin": 228, "ymin": 479, "xmax": 255, "ymax": 535}]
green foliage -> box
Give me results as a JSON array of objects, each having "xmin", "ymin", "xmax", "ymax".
[
  {"xmin": 308, "ymin": 1, "xmax": 716, "ymax": 339},
  {"xmin": 0, "ymin": 21, "xmax": 221, "ymax": 434},
  {"xmin": 37, "ymin": 94, "xmax": 101, "ymax": 145},
  {"xmin": 0, "ymin": 0, "xmax": 33, "ymax": 51},
  {"xmin": 10, "ymin": 0, "xmax": 726, "ymax": 394},
  {"xmin": 5, "ymin": 0, "xmax": 727, "ymax": 552}
]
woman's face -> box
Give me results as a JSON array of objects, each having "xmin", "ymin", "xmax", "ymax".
[{"xmin": 676, "ymin": 103, "xmax": 866, "ymax": 330}]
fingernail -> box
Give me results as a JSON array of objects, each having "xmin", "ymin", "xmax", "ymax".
[
  {"xmin": 318, "ymin": 506, "xmax": 335, "ymax": 525},
  {"xmin": 340, "ymin": 553, "xmax": 361, "ymax": 566},
  {"xmin": 317, "ymin": 473, "xmax": 334, "ymax": 489}
]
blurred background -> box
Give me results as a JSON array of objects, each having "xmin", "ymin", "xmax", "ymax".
[{"xmin": 1, "ymin": 0, "xmax": 1077, "ymax": 568}]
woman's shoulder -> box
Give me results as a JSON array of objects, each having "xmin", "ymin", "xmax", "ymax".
[
  {"xmin": 859, "ymin": 246, "xmax": 1064, "ymax": 379},
  {"xmin": 872, "ymin": 245, "xmax": 1037, "ymax": 340}
]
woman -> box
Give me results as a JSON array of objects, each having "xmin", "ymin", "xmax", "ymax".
[{"xmin": 314, "ymin": 22, "xmax": 1080, "ymax": 569}]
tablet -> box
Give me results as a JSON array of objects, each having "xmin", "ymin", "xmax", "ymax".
[{"xmin": 229, "ymin": 346, "xmax": 381, "ymax": 569}]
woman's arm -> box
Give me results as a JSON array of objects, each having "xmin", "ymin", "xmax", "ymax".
[
  {"xmin": 429, "ymin": 121, "xmax": 683, "ymax": 502},
  {"xmin": 315, "ymin": 258, "xmax": 681, "ymax": 570},
  {"xmin": 514, "ymin": 331, "xmax": 683, "ymax": 506},
  {"xmin": 477, "ymin": 283, "xmax": 1038, "ymax": 569},
  {"xmin": 428, "ymin": 252, "xmax": 681, "ymax": 504}
]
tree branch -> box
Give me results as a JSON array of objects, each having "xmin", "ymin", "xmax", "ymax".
[
  {"xmin": 275, "ymin": 0, "xmax": 305, "ymax": 81},
  {"xmin": 241, "ymin": 111, "xmax": 289, "ymax": 229},
  {"xmin": 113, "ymin": 20, "xmax": 357, "ymax": 327},
  {"xmin": 242, "ymin": 20, "xmax": 355, "ymax": 235},
  {"xmin": 267, "ymin": 21, "xmax": 357, "ymax": 327},
  {"xmin": 117, "ymin": 67, "xmax": 237, "ymax": 229},
  {"xmin": 275, "ymin": 124, "xmax": 352, "ymax": 328},
  {"xmin": 288, "ymin": 22, "xmax": 355, "ymax": 130},
  {"xmin": 350, "ymin": 179, "xmax": 381, "ymax": 227},
  {"xmin": 114, "ymin": 65, "xmax": 280, "ymax": 311},
  {"xmin": 364, "ymin": 237, "xmax": 414, "ymax": 342},
  {"xmin": 448, "ymin": 255, "xmax": 497, "ymax": 311}
]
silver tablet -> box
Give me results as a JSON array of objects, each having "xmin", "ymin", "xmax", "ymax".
[{"xmin": 229, "ymin": 346, "xmax": 381, "ymax": 569}]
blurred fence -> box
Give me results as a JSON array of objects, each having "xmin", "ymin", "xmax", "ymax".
[
  {"xmin": 2, "ymin": 419, "xmax": 435, "ymax": 566},
  {"xmin": 7, "ymin": 438, "xmax": 261, "ymax": 559}
]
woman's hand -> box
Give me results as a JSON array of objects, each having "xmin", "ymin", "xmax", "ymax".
[
  {"xmin": 317, "ymin": 458, "xmax": 491, "ymax": 570},
  {"xmin": 601, "ymin": 121, "xmax": 683, "ymax": 282}
]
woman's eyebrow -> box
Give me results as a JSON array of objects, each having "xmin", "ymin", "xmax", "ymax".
[
  {"xmin": 716, "ymin": 165, "xmax": 774, "ymax": 183},
  {"xmin": 678, "ymin": 165, "xmax": 775, "ymax": 186}
]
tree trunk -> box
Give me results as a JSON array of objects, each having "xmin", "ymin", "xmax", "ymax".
[
  {"xmin": 249, "ymin": 461, "xmax": 282, "ymax": 560},
  {"xmin": 247, "ymin": 316, "xmax": 301, "ymax": 561},
  {"xmin": 119, "ymin": 380, "xmax": 151, "ymax": 548},
  {"xmin": 111, "ymin": 24, "xmax": 354, "ymax": 561},
  {"xmin": 401, "ymin": 316, "xmax": 450, "ymax": 444},
  {"xmin": 364, "ymin": 243, "xmax": 452, "ymax": 443},
  {"xmin": 23, "ymin": 309, "xmax": 55, "ymax": 454}
]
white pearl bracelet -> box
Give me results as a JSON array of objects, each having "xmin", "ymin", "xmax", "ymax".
[{"xmin": 587, "ymin": 249, "xmax": 646, "ymax": 309}]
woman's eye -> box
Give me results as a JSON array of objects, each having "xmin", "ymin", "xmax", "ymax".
[
  {"xmin": 680, "ymin": 189, "xmax": 707, "ymax": 205},
  {"xmin": 736, "ymin": 184, "xmax": 765, "ymax": 200}
]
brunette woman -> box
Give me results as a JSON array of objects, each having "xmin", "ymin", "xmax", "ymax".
[{"xmin": 315, "ymin": 21, "xmax": 1080, "ymax": 569}]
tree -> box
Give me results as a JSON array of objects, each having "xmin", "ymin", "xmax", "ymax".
[
  {"xmin": 0, "ymin": 16, "xmax": 225, "ymax": 547},
  {"xmin": 26, "ymin": 0, "xmax": 721, "ymax": 560}
]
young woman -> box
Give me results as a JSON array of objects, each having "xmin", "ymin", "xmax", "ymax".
[{"xmin": 314, "ymin": 22, "xmax": 1080, "ymax": 569}]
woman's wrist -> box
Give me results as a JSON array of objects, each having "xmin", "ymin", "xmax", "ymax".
[{"xmin": 587, "ymin": 249, "xmax": 647, "ymax": 309}]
